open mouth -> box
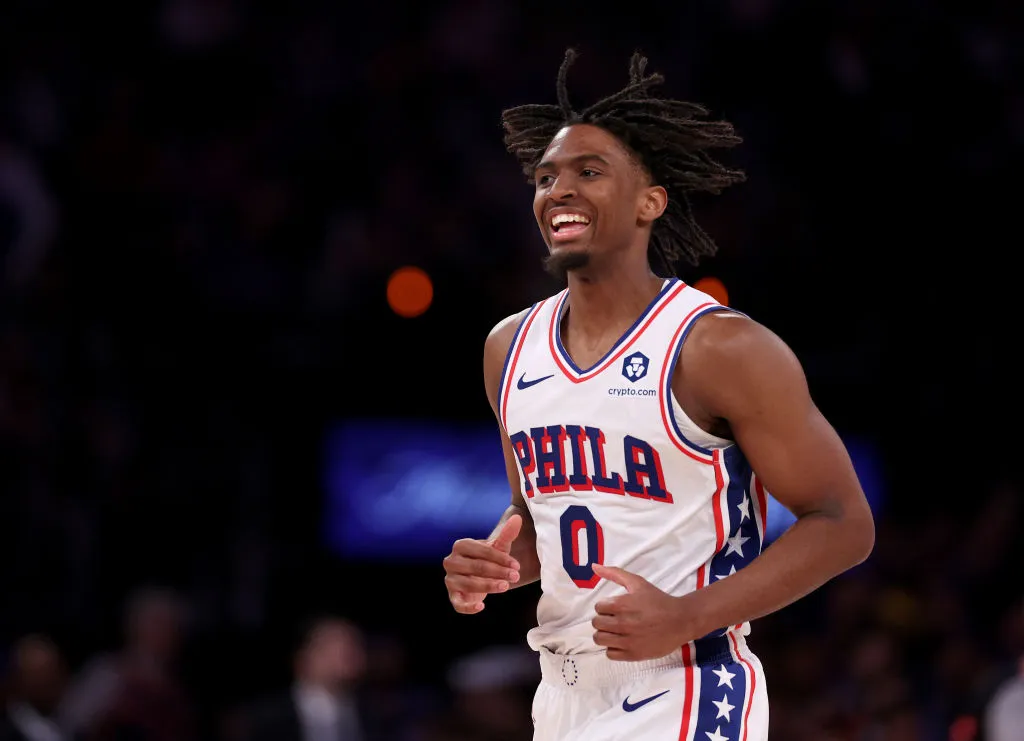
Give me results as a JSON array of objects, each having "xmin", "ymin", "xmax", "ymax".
[{"xmin": 550, "ymin": 212, "xmax": 591, "ymax": 241}]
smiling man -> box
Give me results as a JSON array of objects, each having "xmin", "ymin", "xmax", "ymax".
[{"xmin": 441, "ymin": 49, "xmax": 875, "ymax": 741}]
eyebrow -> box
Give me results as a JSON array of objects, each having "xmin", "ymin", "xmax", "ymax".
[{"xmin": 535, "ymin": 153, "xmax": 613, "ymax": 172}]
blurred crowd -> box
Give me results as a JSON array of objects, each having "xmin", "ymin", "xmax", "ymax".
[
  {"xmin": 1, "ymin": 0, "xmax": 1022, "ymax": 740},
  {"xmin": 2, "ymin": 505, "xmax": 1023, "ymax": 741}
]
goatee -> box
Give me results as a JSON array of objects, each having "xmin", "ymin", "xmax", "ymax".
[{"xmin": 543, "ymin": 250, "xmax": 591, "ymax": 281}]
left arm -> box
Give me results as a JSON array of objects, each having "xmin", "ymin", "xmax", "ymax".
[
  {"xmin": 591, "ymin": 312, "xmax": 875, "ymax": 658},
  {"xmin": 671, "ymin": 312, "xmax": 875, "ymax": 636}
]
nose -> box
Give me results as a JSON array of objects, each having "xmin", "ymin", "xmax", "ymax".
[{"xmin": 548, "ymin": 174, "xmax": 577, "ymax": 201}]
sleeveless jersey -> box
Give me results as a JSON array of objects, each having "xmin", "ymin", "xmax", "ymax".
[{"xmin": 498, "ymin": 278, "xmax": 769, "ymax": 655}]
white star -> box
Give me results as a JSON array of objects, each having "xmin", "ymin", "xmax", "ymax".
[
  {"xmin": 712, "ymin": 664, "xmax": 736, "ymax": 689},
  {"xmin": 724, "ymin": 532, "xmax": 750, "ymax": 558},
  {"xmin": 714, "ymin": 565, "xmax": 737, "ymax": 581},
  {"xmin": 736, "ymin": 495, "xmax": 750, "ymax": 522},
  {"xmin": 712, "ymin": 693, "xmax": 736, "ymax": 722},
  {"xmin": 705, "ymin": 726, "xmax": 730, "ymax": 741}
]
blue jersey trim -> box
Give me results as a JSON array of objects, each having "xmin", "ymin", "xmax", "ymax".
[
  {"xmin": 496, "ymin": 304, "xmax": 539, "ymax": 426},
  {"xmin": 662, "ymin": 305, "xmax": 737, "ymax": 456},
  {"xmin": 553, "ymin": 278, "xmax": 680, "ymax": 375}
]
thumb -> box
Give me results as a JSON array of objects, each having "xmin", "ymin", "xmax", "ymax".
[
  {"xmin": 592, "ymin": 563, "xmax": 645, "ymax": 592},
  {"xmin": 488, "ymin": 514, "xmax": 522, "ymax": 553}
]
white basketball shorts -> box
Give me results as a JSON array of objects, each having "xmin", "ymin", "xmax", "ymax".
[{"xmin": 532, "ymin": 633, "xmax": 768, "ymax": 741}]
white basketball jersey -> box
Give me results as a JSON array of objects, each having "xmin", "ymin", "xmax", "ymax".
[{"xmin": 499, "ymin": 278, "xmax": 769, "ymax": 654}]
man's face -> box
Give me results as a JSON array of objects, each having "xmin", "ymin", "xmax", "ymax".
[
  {"xmin": 302, "ymin": 621, "xmax": 366, "ymax": 687},
  {"xmin": 532, "ymin": 123, "xmax": 653, "ymax": 277}
]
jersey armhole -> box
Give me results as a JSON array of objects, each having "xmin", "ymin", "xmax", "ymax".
[{"xmin": 661, "ymin": 305, "xmax": 745, "ymax": 457}]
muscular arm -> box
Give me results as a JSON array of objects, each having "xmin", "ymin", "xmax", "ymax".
[
  {"xmin": 482, "ymin": 313, "xmax": 542, "ymax": 587},
  {"xmin": 672, "ymin": 312, "xmax": 875, "ymax": 635}
]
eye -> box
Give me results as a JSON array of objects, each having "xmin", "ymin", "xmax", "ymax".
[
  {"xmin": 536, "ymin": 174, "xmax": 554, "ymax": 186},
  {"xmin": 580, "ymin": 168, "xmax": 599, "ymax": 178}
]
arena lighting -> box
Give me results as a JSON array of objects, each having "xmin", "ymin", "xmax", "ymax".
[
  {"xmin": 387, "ymin": 266, "xmax": 434, "ymax": 318},
  {"xmin": 693, "ymin": 276, "xmax": 729, "ymax": 306}
]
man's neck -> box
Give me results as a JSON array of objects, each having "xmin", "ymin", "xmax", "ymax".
[{"xmin": 564, "ymin": 265, "xmax": 666, "ymax": 341}]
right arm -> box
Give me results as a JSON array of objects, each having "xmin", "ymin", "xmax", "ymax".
[{"xmin": 482, "ymin": 313, "xmax": 541, "ymax": 587}]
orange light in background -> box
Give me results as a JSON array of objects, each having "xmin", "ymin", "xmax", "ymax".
[
  {"xmin": 694, "ymin": 276, "xmax": 729, "ymax": 306},
  {"xmin": 387, "ymin": 266, "xmax": 434, "ymax": 318}
]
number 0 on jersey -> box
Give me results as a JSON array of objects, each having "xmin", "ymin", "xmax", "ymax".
[{"xmin": 560, "ymin": 505, "xmax": 605, "ymax": 588}]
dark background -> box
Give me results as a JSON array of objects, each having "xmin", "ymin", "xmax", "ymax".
[{"xmin": 1, "ymin": 1, "xmax": 1022, "ymax": 740}]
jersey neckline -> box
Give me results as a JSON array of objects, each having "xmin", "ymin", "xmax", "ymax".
[{"xmin": 548, "ymin": 278, "xmax": 685, "ymax": 382}]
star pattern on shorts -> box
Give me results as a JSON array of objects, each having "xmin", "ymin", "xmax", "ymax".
[
  {"xmin": 714, "ymin": 564, "xmax": 737, "ymax": 581},
  {"xmin": 705, "ymin": 726, "xmax": 730, "ymax": 741},
  {"xmin": 712, "ymin": 664, "xmax": 736, "ymax": 690},
  {"xmin": 712, "ymin": 693, "xmax": 735, "ymax": 722},
  {"xmin": 736, "ymin": 495, "xmax": 750, "ymax": 523},
  {"xmin": 724, "ymin": 532, "xmax": 749, "ymax": 558}
]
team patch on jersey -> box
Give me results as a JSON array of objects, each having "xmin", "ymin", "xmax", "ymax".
[
  {"xmin": 606, "ymin": 350, "xmax": 658, "ymax": 397},
  {"xmin": 621, "ymin": 351, "xmax": 650, "ymax": 382}
]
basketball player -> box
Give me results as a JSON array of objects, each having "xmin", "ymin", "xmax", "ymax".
[{"xmin": 442, "ymin": 50, "xmax": 875, "ymax": 741}]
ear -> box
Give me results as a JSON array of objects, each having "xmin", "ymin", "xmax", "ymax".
[{"xmin": 638, "ymin": 185, "xmax": 668, "ymax": 224}]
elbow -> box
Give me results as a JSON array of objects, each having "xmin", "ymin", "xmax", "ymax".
[
  {"xmin": 846, "ymin": 506, "xmax": 876, "ymax": 567},
  {"xmin": 809, "ymin": 497, "xmax": 875, "ymax": 567}
]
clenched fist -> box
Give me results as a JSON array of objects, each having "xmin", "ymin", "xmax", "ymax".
[{"xmin": 443, "ymin": 515, "xmax": 522, "ymax": 613}]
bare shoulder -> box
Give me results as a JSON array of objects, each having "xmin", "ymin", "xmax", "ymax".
[
  {"xmin": 685, "ymin": 311, "xmax": 802, "ymax": 370},
  {"xmin": 483, "ymin": 308, "xmax": 533, "ymax": 409},
  {"xmin": 485, "ymin": 310, "xmax": 530, "ymax": 358},
  {"xmin": 679, "ymin": 310, "xmax": 809, "ymax": 418}
]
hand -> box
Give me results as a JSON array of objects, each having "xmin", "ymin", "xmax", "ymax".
[
  {"xmin": 591, "ymin": 563, "xmax": 698, "ymax": 661},
  {"xmin": 443, "ymin": 515, "xmax": 522, "ymax": 614}
]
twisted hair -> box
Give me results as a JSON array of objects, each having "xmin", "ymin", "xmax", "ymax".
[{"xmin": 501, "ymin": 49, "xmax": 745, "ymax": 274}]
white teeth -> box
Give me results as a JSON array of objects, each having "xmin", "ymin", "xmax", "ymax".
[{"xmin": 551, "ymin": 213, "xmax": 591, "ymax": 228}]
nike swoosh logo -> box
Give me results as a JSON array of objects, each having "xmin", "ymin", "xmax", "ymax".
[
  {"xmin": 517, "ymin": 372, "xmax": 554, "ymax": 390},
  {"xmin": 622, "ymin": 690, "xmax": 670, "ymax": 712}
]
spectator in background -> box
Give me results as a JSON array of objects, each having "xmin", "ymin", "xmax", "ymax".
[
  {"xmin": 419, "ymin": 645, "xmax": 538, "ymax": 741},
  {"xmin": 0, "ymin": 136, "xmax": 57, "ymax": 294},
  {"xmin": 985, "ymin": 652, "xmax": 1024, "ymax": 741},
  {"xmin": 0, "ymin": 634, "xmax": 69, "ymax": 741},
  {"xmin": 241, "ymin": 616, "xmax": 367, "ymax": 741},
  {"xmin": 356, "ymin": 634, "xmax": 433, "ymax": 741},
  {"xmin": 58, "ymin": 588, "xmax": 194, "ymax": 741}
]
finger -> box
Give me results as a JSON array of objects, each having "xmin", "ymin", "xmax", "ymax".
[
  {"xmin": 590, "ymin": 615, "xmax": 623, "ymax": 634},
  {"xmin": 593, "ymin": 630, "xmax": 629, "ymax": 650},
  {"xmin": 443, "ymin": 553, "xmax": 519, "ymax": 582},
  {"xmin": 451, "ymin": 538, "xmax": 520, "ymax": 570},
  {"xmin": 605, "ymin": 647, "xmax": 632, "ymax": 662},
  {"xmin": 488, "ymin": 514, "xmax": 523, "ymax": 553},
  {"xmin": 594, "ymin": 597, "xmax": 629, "ymax": 616},
  {"xmin": 445, "ymin": 574, "xmax": 510, "ymax": 594},
  {"xmin": 592, "ymin": 563, "xmax": 645, "ymax": 593},
  {"xmin": 450, "ymin": 591, "xmax": 486, "ymax": 614}
]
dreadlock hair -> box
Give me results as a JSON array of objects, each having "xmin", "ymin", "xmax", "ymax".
[{"xmin": 501, "ymin": 49, "xmax": 746, "ymax": 276}]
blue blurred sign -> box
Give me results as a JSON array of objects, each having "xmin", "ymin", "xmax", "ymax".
[
  {"xmin": 323, "ymin": 420, "xmax": 510, "ymax": 560},
  {"xmin": 323, "ymin": 420, "xmax": 884, "ymax": 560}
]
